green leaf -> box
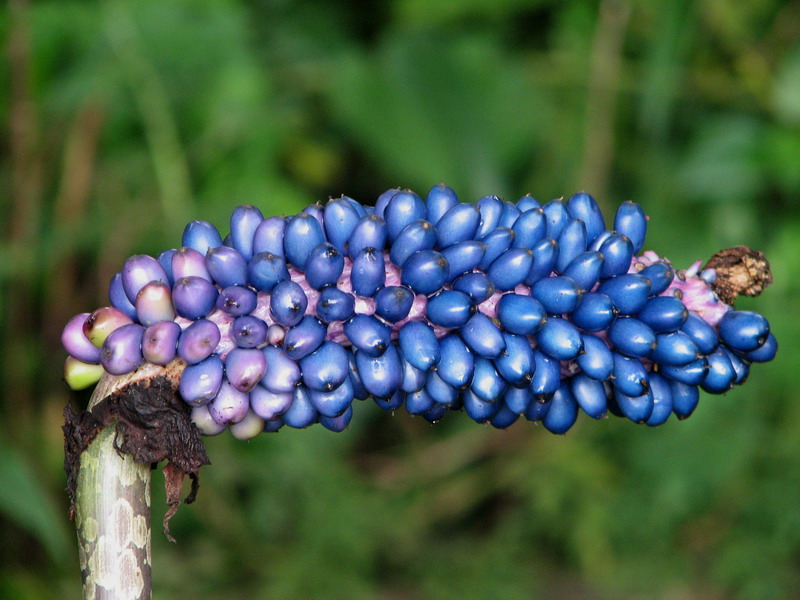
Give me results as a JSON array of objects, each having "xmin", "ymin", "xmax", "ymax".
[{"xmin": 0, "ymin": 434, "xmax": 71, "ymax": 564}]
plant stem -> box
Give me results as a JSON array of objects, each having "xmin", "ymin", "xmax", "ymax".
[
  {"xmin": 71, "ymin": 362, "xmax": 187, "ymax": 600},
  {"xmin": 75, "ymin": 422, "xmax": 152, "ymax": 600}
]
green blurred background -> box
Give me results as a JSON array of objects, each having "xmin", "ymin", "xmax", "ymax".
[{"xmin": 2, "ymin": 0, "xmax": 799, "ymax": 598}]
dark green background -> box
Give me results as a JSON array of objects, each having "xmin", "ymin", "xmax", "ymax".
[{"xmin": 2, "ymin": 0, "xmax": 799, "ymax": 598}]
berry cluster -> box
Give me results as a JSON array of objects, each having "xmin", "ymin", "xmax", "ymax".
[{"xmin": 62, "ymin": 186, "xmax": 777, "ymax": 438}]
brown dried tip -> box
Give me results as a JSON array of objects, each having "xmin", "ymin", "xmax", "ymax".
[
  {"xmin": 703, "ymin": 246, "xmax": 773, "ymax": 305},
  {"xmin": 64, "ymin": 370, "xmax": 210, "ymax": 540}
]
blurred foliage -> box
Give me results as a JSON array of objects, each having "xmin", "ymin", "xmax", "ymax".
[{"xmin": 1, "ymin": 0, "xmax": 799, "ymax": 598}]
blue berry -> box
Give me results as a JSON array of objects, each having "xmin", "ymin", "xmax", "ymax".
[
  {"xmin": 344, "ymin": 314, "xmax": 391, "ymax": 356},
  {"xmin": 487, "ymin": 247, "xmax": 533, "ymax": 291},
  {"xmin": 283, "ymin": 213, "xmax": 325, "ymax": 270},
  {"xmin": 400, "ymin": 354, "xmax": 427, "ymax": 393},
  {"xmin": 516, "ymin": 194, "xmax": 541, "ymax": 212},
  {"xmin": 348, "ymin": 214, "xmax": 387, "ymax": 259},
  {"xmin": 441, "ymin": 240, "xmax": 485, "ymax": 281},
  {"xmin": 597, "ymin": 233, "xmax": 634, "ymax": 278},
  {"xmin": 478, "ymin": 227, "xmax": 515, "ymax": 271},
  {"xmin": 373, "ymin": 188, "xmax": 400, "ymax": 219},
  {"xmin": 721, "ymin": 346, "xmax": 749, "ymax": 385},
  {"xmin": 179, "ymin": 354, "xmax": 224, "ymax": 405},
  {"xmin": 453, "ymin": 272, "xmax": 496, "ymax": 304},
  {"xmin": 645, "ymin": 373, "xmax": 673, "ymax": 426},
  {"xmin": 576, "ymin": 334, "xmax": 614, "ymax": 381},
  {"xmin": 612, "ymin": 353, "xmax": 649, "ymax": 397},
  {"xmin": 743, "ymin": 332, "xmax": 777, "ymax": 362},
  {"xmin": 608, "ymin": 317, "xmax": 656, "ymax": 358},
  {"xmin": 436, "ymin": 202, "xmax": 481, "ymax": 248},
  {"xmin": 701, "ymin": 347, "xmax": 736, "ymax": 393},
  {"xmin": 109, "ymin": 272, "xmax": 137, "ymax": 319},
  {"xmin": 494, "ymin": 333, "xmax": 535, "ymax": 386},
  {"xmin": 270, "ymin": 280, "xmax": 308, "ymax": 327},
  {"xmin": 250, "ymin": 386, "xmax": 293, "ymax": 421},
  {"xmin": 566, "ymin": 192, "xmax": 605, "ymax": 243},
  {"xmin": 526, "ymin": 237, "xmax": 560, "ymax": 285},
  {"xmin": 425, "ymin": 370, "xmax": 458, "ymax": 406},
  {"xmin": 555, "ymin": 219, "xmax": 587, "ymax": 274},
  {"xmin": 680, "ymin": 312, "xmax": 719, "ymax": 355},
  {"xmin": 614, "ymin": 386, "xmax": 654, "ymax": 424},
  {"xmin": 157, "ymin": 249, "xmax": 177, "ymax": 285},
  {"xmin": 261, "ymin": 346, "xmax": 302, "ymax": 393},
  {"xmin": 284, "ymin": 316, "xmax": 327, "ymax": 360},
  {"xmin": 316, "ymin": 287, "xmax": 355, "ymax": 323},
  {"xmin": 231, "ymin": 316, "xmax": 267, "ymax": 348},
  {"xmin": 390, "ymin": 220, "xmax": 437, "ymax": 267},
  {"xmin": 282, "ymin": 386, "xmax": 318, "ymax": 429},
  {"xmin": 225, "ymin": 348, "xmax": 266, "ymax": 392},
  {"xmin": 571, "ymin": 374, "xmax": 607, "ymax": 419},
  {"xmin": 717, "ymin": 310, "xmax": 770, "ymax": 352},
  {"xmin": 524, "ymin": 394, "xmax": 552, "ymax": 421},
  {"xmin": 638, "ymin": 262, "xmax": 674, "ymax": 295},
  {"xmin": 636, "ymin": 296, "xmax": 688, "ymax": 333},
  {"xmin": 177, "ymin": 319, "xmax": 220, "ymax": 365},
  {"xmin": 489, "ymin": 402, "xmax": 520, "ymax": 429},
  {"xmin": 384, "ymin": 190, "xmax": 426, "ymax": 242},
  {"xmin": 216, "ymin": 285, "xmax": 257, "ymax": 317},
  {"xmin": 405, "ymin": 388, "xmax": 435, "ymax": 415},
  {"xmin": 374, "ymin": 286, "xmax": 414, "ymax": 323},
  {"xmin": 651, "ymin": 331, "xmax": 699, "ymax": 366},
  {"xmin": 253, "ymin": 216, "xmax": 286, "ymax": 257},
  {"xmin": 356, "ymin": 344, "xmax": 403, "ymax": 398},
  {"xmin": 498, "ymin": 200, "xmax": 522, "ymax": 229},
  {"xmin": 401, "ymin": 250, "xmax": 449, "ymax": 295},
  {"xmin": 536, "ymin": 317, "xmax": 583, "ymax": 361},
  {"xmin": 323, "ymin": 198, "xmax": 360, "ymax": 255},
  {"xmin": 121, "ymin": 255, "xmax": 169, "ymax": 304},
  {"xmin": 497, "ymin": 294, "xmax": 546, "ymax": 335},
  {"xmin": 426, "ymin": 290, "xmax": 473, "ymax": 328},
  {"xmin": 347, "ymin": 350, "xmax": 368, "ymax": 400},
  {"xmin": 426, "ymin": 184, "xmax": 459, "ymax": 226},
  {"xmin": 461, "ymin": 313, "xmax": 506, "ymax": 358},
  {"xmin": 309, "ymin": 377, "xmax": 354, "ymax": 418},
  {"xmin": 476, "ymin": 195, "xmax": 504, "ymax": 238},
  {"xmin": 206, "ymin": 246, "xmax": 248, "ymax": 288},
  {"xmin": 464, "ymin": 389, "xmax": 498, "ymax": 423},
  {"xmin": 613, "ymin": 201, "xmax": 647, "ymax": 254},
  {"xmin": 563, "ymin": 251, "xmax": 605, "ymax": 291},
  {"xmin": 300, "ymin": 341, "xmax": 350, "ymax": 391},
  {"xmin": 542, "ymin": 381, "xmax": 579, "ymax": 434},
  {"xmin": 182, "ymin": 220, "xmax": 223, "ymax": 255},
  {"xmin": 437, "ymin": 334, "xmax": 475, "ymax": 390},
  {"xmin": 531, "ymin": 276, "xmax": 583, "ymax": 315},
  {"xmin": 571, "ymin": 292, "xmax": 616, "ymax": 332},
  {"xmin": 172, "ymin": 276, "xmax": 218, "ymax": 319},
  {"xmin": 304, "ymin": 243, "xmax": 344, "ymax": 290},
  {"xmin": 597, "ymin": 273, "xmax": 651, "ymax": 315},
  {"xmin": 670, "ymin": 381, "xmax": 699, "ymax": 419},
  {"xmin": 471, "ymin": 357, "xmax": 507, "ymax": 402},
  {"xmin": 351, "ymin": 247, "xmax": 385, "ymax": 297},
  {"xmin": 503, "ymin": 385, "xmax": 532, "ymax": 414},
  {"xmin": 542, "ymin": 199, "xmax": 569, "ymax": 239},
  {"xmin": 530, "ymin": 349, "xmax": 561, "ymax": 397},
  {"xmin": 398, "ymin": 320, "xmax": 440, "ymax": 370},
  {"xmin": 659, "ymin": 357, "xmax": 708, "ymax": 386},
  {"xmin": 511, "ymin": 208, "xmax": 547, "ymax": 249},
  {"xmin": 319, "ymin": 404, "xmax": 354, "ymax": 432},
  {"xmin": 229, "ymin": 205, "xmax": 264, "ymax": 262},
  {"xmin": 247, "ymin": 252, "xmax": 289, "ymax": 292}
]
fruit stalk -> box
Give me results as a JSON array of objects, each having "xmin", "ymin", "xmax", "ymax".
[{"xmin": 68, "ymin": 361, "xmax": 197, "ymax": 600}]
